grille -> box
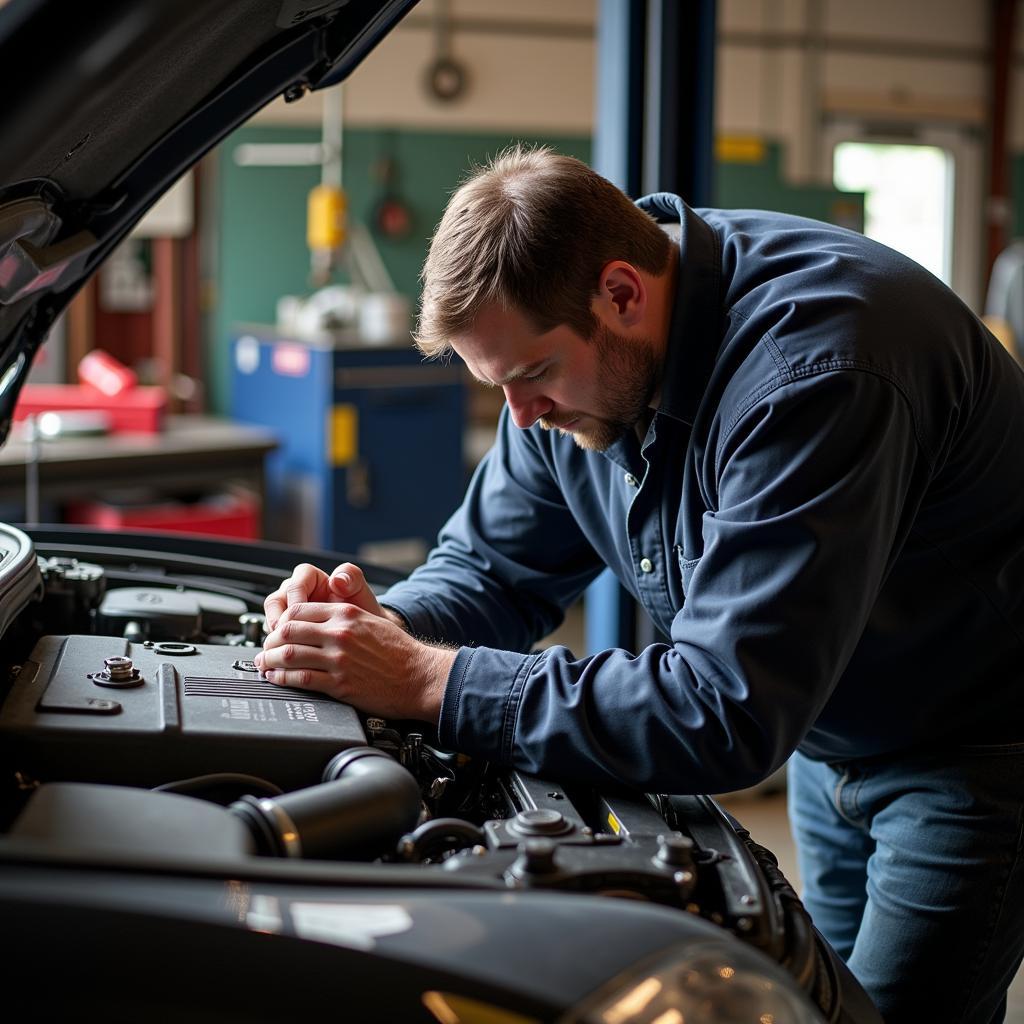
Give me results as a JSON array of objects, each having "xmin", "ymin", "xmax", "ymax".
[{"xmin": 182, "ymin": 676, "xmax": 337, "ymax": 704}]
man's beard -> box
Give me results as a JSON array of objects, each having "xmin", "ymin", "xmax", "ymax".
[{"xmin": 540, "ymin": 325, "xmax": 660, "ymax": 451}]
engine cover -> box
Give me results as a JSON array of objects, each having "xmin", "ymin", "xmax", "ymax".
[{"xmin": 0, "ymin": 635, "xmax": 366, "ymax": 789}]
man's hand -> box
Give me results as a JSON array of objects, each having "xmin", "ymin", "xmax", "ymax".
[
  {"xmin": 264, "ymin": 561, "xmax": 386, "ymax": 630},
  {"xmin": 254, "ymin": 601, "xmax": 456, "ymax": 722}
]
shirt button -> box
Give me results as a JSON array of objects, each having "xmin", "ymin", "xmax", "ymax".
[
  {"xmin": 624, "ymin": 472, "xmax": 639, "ymax": 487},
  {"xmin": 639, "ymin": 557, "xmax": 654, "ymax": 573}
]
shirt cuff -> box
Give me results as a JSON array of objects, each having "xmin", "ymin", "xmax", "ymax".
[
  {"xmin": 376, "ymin": 593, "xmax": 446, "ymax": 642},
  {"xmin": 378, "ymin": 602, "xmax": 413, "ymax": 632},
  {"xmin": 439, "ymin": 646, "xmax": 541, "ymax": 762}
]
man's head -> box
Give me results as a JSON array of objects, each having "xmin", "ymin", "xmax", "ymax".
[{"xmin": 415, "ymin": 146, "xmax": 675, "ymax": 450}]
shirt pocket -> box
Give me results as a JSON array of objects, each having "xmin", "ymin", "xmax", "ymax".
[{"xmin": 676, "ymin": 545, "xmax": 702, "ymax": 597}]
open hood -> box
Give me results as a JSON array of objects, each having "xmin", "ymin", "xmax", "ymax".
[{"xmin": 0, "ymin": 0, "xmax": 418, "ymax": 444}]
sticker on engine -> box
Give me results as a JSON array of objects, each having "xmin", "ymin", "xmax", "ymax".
[
  {"xmin": 284, "ymin": 701, "xmax": 320, "ymax": 724},
  {"xmin": 288, "ymin": 903, "xmax": 412, "ymax": 950},
  {"xmin": 219, "ymin": 697, "xmax": 279, "ymax": 723},
  {"xmin": 246, "ymin": 894, "xmax": 283, "ymax": 934}
]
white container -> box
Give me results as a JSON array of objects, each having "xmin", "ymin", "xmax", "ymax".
[{"xmin": 359, "ymin": 292, "xmax": 411, "ymax": 346}]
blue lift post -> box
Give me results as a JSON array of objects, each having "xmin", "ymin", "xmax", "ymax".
[{"xmin": 585, "ymin": 0, "xmax": 717, "ymax": 655}]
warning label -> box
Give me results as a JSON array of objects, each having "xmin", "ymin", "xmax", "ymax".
[
  {"xmin": 219, "ymin": 698, "xmax": 279, "ymax": 723},
  {"xmin": 285, "ymin": 701, "xmax": 321, "ymax": 724}
]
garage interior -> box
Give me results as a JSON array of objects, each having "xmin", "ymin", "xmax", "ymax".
[{"xmin": 3, "ymin": 0, "xmax": 1024, "ymax": 1016}]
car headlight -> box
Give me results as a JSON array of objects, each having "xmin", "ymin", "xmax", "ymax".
[{"xmin": 562, "ymin": 938, "xmax": 826, "ymax": 1024}]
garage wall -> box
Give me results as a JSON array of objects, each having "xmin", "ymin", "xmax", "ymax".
[
  {"xmin": 203, "ymin": 0, "xmax": 1024, "ymax": 408},
  {"xmin": 248, "ymin": 1, "xmax": 1013, "ymax": 167},
  {"xmin": 717, "ymin": 0, "xmax": 991, "ymax": 180},
  {"xmin": 251, "ymin": 0, "xmax": 596, "ymax": 134},
  {"xmin": 715, "ymin": 0, "xmax": 1001, "ymax": 306},
  {"xmin": 242, "ymin": 0, "xmax": 1021, "ymax": 249}
]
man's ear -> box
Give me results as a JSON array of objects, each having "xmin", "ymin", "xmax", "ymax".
[{"xmin": 595, "ymin": 261, "xmax": 647, "ymax": 327}]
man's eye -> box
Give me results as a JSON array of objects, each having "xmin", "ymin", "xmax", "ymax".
[{"xmin": 524, "ymin": 368, "xmax": 548, "ymax": 383}]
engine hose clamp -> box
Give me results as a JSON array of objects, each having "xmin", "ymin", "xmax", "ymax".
[
  {"xmin": 322, "ymin": 744, "xmax": 388, "ymax": 782},
  {"xmin": 257, "ymin": 798, "xmax": 303, "ymax": 859}
]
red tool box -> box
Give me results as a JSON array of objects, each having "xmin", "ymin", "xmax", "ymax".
[
  {"xmin": 14, "ymin": 383, "xmax": 166, "ymax": 433},
  {"xmin": 66, "ymin": 492, "xmax": 260, "ymax": 540}
]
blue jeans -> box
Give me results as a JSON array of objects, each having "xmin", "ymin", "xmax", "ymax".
[{"xmin": 788, "ymin": 746, "xmax": 1024, "ymax": 1023}]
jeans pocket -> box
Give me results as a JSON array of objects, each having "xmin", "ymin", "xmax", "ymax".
[{"xmin": 954, "ymin": 744, "xmax": 1024, "ymax": 853}]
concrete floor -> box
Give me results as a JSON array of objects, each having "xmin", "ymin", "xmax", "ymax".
[{"xmin": 542, "ymin": 603, "xmax": 1024, "ymax": 1021}]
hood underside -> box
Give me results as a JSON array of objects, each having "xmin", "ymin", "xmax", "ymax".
[{"xmin": 0, "ymin": 0, "xmax": 417, "ymax": 443}]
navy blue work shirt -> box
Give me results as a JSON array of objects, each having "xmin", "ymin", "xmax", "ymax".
[{"xmin": 382, "ymin": 194, "xmax": 1024, "ymax": 793}]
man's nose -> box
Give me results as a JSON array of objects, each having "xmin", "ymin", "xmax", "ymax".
[{"xmin": 504, "ymin": 386, "xmax": 552, "ymax": 429}]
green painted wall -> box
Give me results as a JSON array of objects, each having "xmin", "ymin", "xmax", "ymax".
[
  {"xmin": 209, "ymin": 127, "xmax": 591, "ymax": 413},
  {"xmin": 715, "ymin": 142, "xmax": 865, "ymax": 231}
]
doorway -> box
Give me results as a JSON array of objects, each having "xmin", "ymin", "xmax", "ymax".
[{"xmin": 823, "ymin": 120, "xmax": 983, "ymax": 309}]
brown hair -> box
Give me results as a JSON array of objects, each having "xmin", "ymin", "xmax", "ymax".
[{"xmin": 415, "ymin": 145, "xmax": 672, "ymax": 358}]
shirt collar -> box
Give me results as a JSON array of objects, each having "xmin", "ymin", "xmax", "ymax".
[{"xmin": 635, "ymin": 193, "xmax": 722, "ymax": 426}]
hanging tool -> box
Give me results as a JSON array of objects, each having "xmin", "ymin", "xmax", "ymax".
[
  {"xmin": 425, "ymin": 0, "xmax": 467, "ymax": 102},
  {"xmin": 307, "ymin": 85, "xmax": 347, "ymax": 286}
]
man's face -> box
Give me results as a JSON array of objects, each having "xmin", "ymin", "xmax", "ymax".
[{"xmin": 452, "ymin": 303, "xmax": 661, "ymax": 452}]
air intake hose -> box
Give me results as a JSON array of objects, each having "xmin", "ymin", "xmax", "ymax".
[{"xmin": 230, "ymin": 746, "xmax": 421, "ymax": 860}]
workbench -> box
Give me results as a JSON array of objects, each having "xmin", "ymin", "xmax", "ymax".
[{"xmin": 0, "ymin": 415, "xmax": 278, "ymax": 529}]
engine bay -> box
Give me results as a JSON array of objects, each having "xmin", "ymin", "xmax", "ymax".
[
  {"xmin": 0, "ymin": 523, "xmax": 856, "ymax": 1019},
  {"xmin": 4, "ymin": 633, "xmax": 367, "ymax": 790}
]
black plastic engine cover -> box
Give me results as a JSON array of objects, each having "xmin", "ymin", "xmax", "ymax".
[{"xmin": 0, "ymin": 635, "xmax": 367, "ymax": 789}]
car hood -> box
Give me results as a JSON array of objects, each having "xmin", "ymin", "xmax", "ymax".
[{"xmin": 0, "ymin": 0, "xmax": 417, "ymax": 445}]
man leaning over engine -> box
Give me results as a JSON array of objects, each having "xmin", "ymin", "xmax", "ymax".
[{"xmin": 256, "ymin": 146, "xmax": 1024, "ymax": 1022}]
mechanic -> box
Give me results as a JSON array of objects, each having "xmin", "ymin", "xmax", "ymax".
[{"xmin": 256, "ymin": 146, "xmax": 1024, "ymax": 1022}]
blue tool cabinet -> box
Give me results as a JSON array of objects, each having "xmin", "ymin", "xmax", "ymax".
[{"xmin": 230, "ymin": 327, "xmax": 464, "ymax": 567}]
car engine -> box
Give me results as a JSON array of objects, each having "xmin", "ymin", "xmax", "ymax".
[{"xmin": 0, "ymin": 523, "xmax": 873, "ymax": 1023}]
